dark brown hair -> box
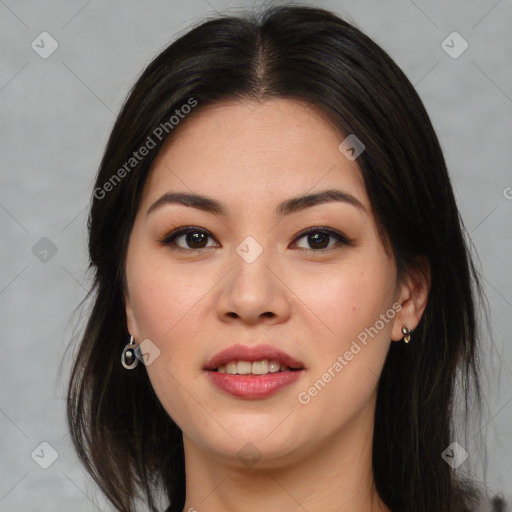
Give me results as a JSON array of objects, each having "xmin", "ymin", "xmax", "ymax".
[{"xmin": 64, "ymin": 4, "xmax": 497, "ymax": 512}]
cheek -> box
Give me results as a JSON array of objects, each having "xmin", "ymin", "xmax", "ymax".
[
  {"xmin": 128, "ymin": 252, "xmax": 211, "ymax": 341},
  {"xmin": 127, "ymin": 256, "xmax": 214, "ymax": 431},
  {"xmin": 291, "ymin": 268, "xmax": 393, "ymax": 425},
  {"xmin": 293, "ymin": 262, "xmax": 393, "ymax": 350},
  {"xmin": 291, "ymin": 258, "xmax": 395, "ymax": 416}
]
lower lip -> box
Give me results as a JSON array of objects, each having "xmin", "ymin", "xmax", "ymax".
[{"xmin": 206, "ymin": 370, "xmax": 304, "ymax": 399}]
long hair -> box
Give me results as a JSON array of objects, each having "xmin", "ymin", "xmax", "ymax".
[{"xmin": 64, "ymin": 5, "xmax": 492, "ymax": 511}]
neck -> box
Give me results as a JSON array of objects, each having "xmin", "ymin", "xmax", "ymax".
[{"xmin": 180, "ymin": 394, "xmax": 390, "ymax": 512}]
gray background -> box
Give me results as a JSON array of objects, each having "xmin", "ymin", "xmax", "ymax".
[{"xmin": 1, "ymin": 0, "xmax": 511, "ymax": 510}]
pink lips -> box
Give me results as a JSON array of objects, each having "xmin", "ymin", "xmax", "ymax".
[
  {"xmin": 203, "ymin": 344, "xmax": 305, "ymax": 371},
  {"xmin": 203, "ymin": 344, "xmax": 305, "ymax": 400}
]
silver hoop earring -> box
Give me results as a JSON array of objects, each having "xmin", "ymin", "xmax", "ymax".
[
  {"xmin": 401, "ymin": 325, "xmax": 412, "ymax": 344},
  {"xmin": 121, "ymin": 335, "xmax": 139, "ymax": 369}
]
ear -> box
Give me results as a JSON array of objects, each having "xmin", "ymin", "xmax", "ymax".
[
  {"xmin": 124, "ymin": 286, "xmax": 140, "ymax": 341},
  {"xmin": 390, "ymin": 255, "xmax": 431, "ymax": 342}
]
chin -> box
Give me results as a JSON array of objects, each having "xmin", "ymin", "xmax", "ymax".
[{"xmin": 185, "ymin": 415, "xmax": 315, "ymax": 468}]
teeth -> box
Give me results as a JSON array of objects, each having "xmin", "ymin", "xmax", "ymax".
[
  {"xmin": 268, "ymin": 360, "xmax": 280, "ymax": 373},
  {"xmin": 237, "ymin": 361, "xmax": 252, "ymax": 375},
  {"xmin": 225, "ymin": 362, "xmax": 237, "ymax": 374},
  {"xmin": 216, "ymin": 359, "xmax": 295, "ymax": 375},
  {"xmin": 251, "ymin": 360, "xmax": 268, "ymax": 374}
]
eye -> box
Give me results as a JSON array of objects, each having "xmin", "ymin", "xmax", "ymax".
[
  {"xmin": 291, "ymin": 227, "xmax": 354, "ymax": 254},
  {"xmin": 158, "ymin": 226, "xmax": 218, "ymax": 251}
]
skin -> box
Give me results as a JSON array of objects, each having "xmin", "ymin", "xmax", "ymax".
[{"xmin": 124, "ymin": 98, "xmax": 430, "ymax": 512}]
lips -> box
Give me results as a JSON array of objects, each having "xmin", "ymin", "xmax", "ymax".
[{"xmin": 203, "ymin": 343, "xmax": 305, "ymax": 371}]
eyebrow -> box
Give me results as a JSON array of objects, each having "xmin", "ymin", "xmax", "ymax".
[{"xmin": 146, "ymin": 188, "xmax": 367, "ymax": 217}]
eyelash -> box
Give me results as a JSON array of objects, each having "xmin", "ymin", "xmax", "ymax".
[{"xmin": 158, "ymin": 226, "xmax": 355, "ymax": 255}]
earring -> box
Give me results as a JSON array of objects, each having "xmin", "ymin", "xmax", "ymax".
[
  {"xmin": 401, "ymin": 325, "xmax": 412, "ymax": 343},
  {"xmin": 121, "ymin": 335, "xmax": 139, "ymax": 369}
]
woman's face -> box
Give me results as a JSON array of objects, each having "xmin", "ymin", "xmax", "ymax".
[{"xmin": 124, "ymin": 98, "xmax": 409, "ymax": 467}]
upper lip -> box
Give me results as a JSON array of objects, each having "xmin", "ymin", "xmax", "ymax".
[{"xmin": 203, "ymin": 344, "xmax": 305, "ymax": 370}]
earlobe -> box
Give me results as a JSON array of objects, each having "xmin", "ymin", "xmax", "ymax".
[{"xmin": 390, "ymin": 255, "xmax": 431, "ymax": 342}]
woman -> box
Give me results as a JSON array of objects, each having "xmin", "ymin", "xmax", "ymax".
[{"xmin": 65, "ymin": 5, "xmax": 508, "ymax": 512}]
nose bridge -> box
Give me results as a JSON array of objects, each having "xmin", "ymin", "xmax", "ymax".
[
  {"xmin": 235, "ymin": 234, "xmax": 267, "ymax": 266},
  {"xmin": 229, "ymin": 233, "xmax": 276, "ymax": 292},
  {"xmin": 229, "ymin": 203, "xmax": 276, "ymax": 264},
  {"xmin": 217, "ymin": 231, "xmax": 288, "ymax": 322}
]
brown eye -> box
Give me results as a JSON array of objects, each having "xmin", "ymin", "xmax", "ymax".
[
  {"xmin": 292, "ymin": 227, "xmax": 354, "ymax": 253},
  {"xmin": 159, "ymin": 227, "xmax": 217, "ymax": 251}
]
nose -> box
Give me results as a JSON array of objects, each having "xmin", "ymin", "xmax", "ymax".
[{"xmin": 216, "ymin": 243, "xmax": 291, "ymax": 326}]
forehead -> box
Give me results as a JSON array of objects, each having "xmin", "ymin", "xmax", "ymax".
[{"xmin": 142, "ymin": 98, "xmax": 368, "ymax": 212}]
